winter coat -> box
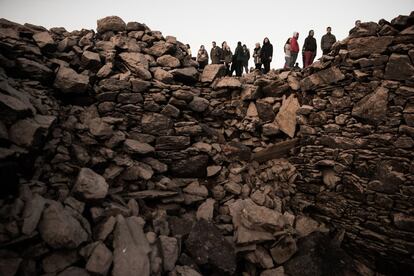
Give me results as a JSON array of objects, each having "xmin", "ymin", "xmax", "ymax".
[
  {"xmin": 234, "ymin": 45, "xmax": 244, "ymax": 62},
  {"xmin": 253, "ymin": 47, "xmax": 261, "ymax": 64},
  {"xmin": 221, "ymin": 48, "xmax": 233, "ymax": 63},
  {"xmin": 321, "ymin": 33, "xmax": 336, "ymax": 51},
  {"xmin": 290, "ymin": 37, "xmax": 299, "ymax": 53},
  {"xmin": 197, "ymin": 49, "xmax": 208, "ymax": 62},
  {"xmin": 210, "ymin": 46, "xmax": 222, "ymax": 64},
  {"xmin": 284, "ymin": 43, "xmax": 291, "ymax": 57},
  {"xmin": 260, "ymin": 42, "xmax": 273, "ymax": 62},
  {"xmin": 242, "ymin": 48, "xmax": 250, "ymax": 64},
  {"xmin": 303, "ymin": 36, "xmax": 317, "ymax": 52}
]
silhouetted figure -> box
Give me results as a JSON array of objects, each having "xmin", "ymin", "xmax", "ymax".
[
  {"xmin": 321, "ymin": 27, "xmax": 336, "ymax": 55},
  {"xmin": 234, "ymin": 42, "xmax": 244, "ymax": 77},
  {"xmin": 284, "ymin": 38, "xmax": 291, "ymax": 69},
  {"xmin": 210, "ymin": 41, "xmax": 222, "ymax": 64},
  {"xmin": 260, "ymin": 37, "xmax": 273, "ymax": 74},
  {"xmin": 242, "ymin": 44, "xmax": 250, "ymax": 74},
  {"xmin": 186, "ymin": 44, "xmax": 192, "ymax": 57},
  {"xmin": 197, "ymin": 45, "xmax": 209, "ymax": 69},
  {"xmin": 303, "ymin": 30, "xmax": 317, "ymax": 68},
  {"xmin": 253, "ymin": 43, "xmax": 262, "ymax": 71},
  {"xmin": 289, "ymin": 32, "xmax": 300, "ymax": 68}
]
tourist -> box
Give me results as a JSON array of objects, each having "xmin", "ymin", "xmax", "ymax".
[
  {"xmin": 242, "ymin": 44, "xmax": 250, "ymax": 74},
  {"xmin": 210, "ymin": 41, "xmax": 222, "ymax": 64},
  {"xmin": 260, "ymin": 37, "xmax": 273, "ymax": 74},
  {"xmin": 284, "ymin": 38, "xmax": 291, "ymax": 69},
  {"xmin": 234, "ymin": 41, "xmax": 244, "ymax": 77},
  {"xmin": 349, "ymin": 20, "xmax": 362, "ymax": 35},
  {"xmin": 197, "ymin": 45, "xmax": 208, "ymax": 70},
  {"xmin": 186, "ymin": 44, "xmax": 192, "ymax": 57},
  {"xmin": 253, "ymin": 43, "xmax": 262, "ymax": 70},
  {"xmin": 289, "ymin": 32, "xmax": 300, "ymax": 68},
  {"xmin": 303, "ymin": 30, "xmax": 317, "ymax": 68},
  {"xmin": 321, "ymin": 27, "xmax": 336, "ymax": 55},
  {"xmin": 221, "ymin": 41, "xmax": 233, "ymax": 75}
]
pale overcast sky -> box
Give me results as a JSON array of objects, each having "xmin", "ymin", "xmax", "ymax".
[{"xmin": 0, "ymin": 0, "xmax": 413, "ymax": 68}]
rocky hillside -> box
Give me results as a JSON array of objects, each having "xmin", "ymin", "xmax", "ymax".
[{"xmin": 0, "ymin": 12, "xmax": 413, "ymax": 276}]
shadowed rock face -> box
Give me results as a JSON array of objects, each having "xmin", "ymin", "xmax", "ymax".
[{"xmin": 0, "ymin": 11, "xmax": 414, "ymax": 276}]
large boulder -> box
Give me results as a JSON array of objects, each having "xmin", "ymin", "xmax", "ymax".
[
  {"xmin": 171, "ymin": 67, "xmax": 199, "ymax": 84},
  {"xmin": 112, "ymin": 215, "xmax": 151, "ymax": 276},
  {"xmin": 146, "ymin": 42, "xmax": 175, "ymax": 57},
  {"xmin": 32, "ymin": 31, "xmax": 55, "ymax": 50},
  {"xmin": 384, "ymin": 54, "xmax": 414, "ymax": 81},
  {"xmin": 0, "ymin": 92, "xmax": 34, "ymax": 123},
  {"xmin": 185, "ymin": 219, "xmax": 236, "ymax": 274},
  {"xmin": 81, "ymin": 51, "xmax": 101, "ymax": 70},
  {"xmin": 97, "ymin": 16, "xmax": 126, "ymax": 33},
  {"xmin": 39, "ymin": 201, "xmax": 89, "ymax": 249},
  {"xmin": 201, "ymin": 64, "xmax": 227, "ymax": 82},
  {"xmin": 8, "ymin": 114, "xmax": 56, "ymax": 148},
  {"xmin": 73, "ymin": 168, "xmax": 109, "ymax": 200},
  {"xmin": 157, "ymin": 55, "xmax": 180, "ymax": 68},
  {"xmin": 300, "ymin": 67, "xmax": 345, "ymax": 91},
  {"xmin": 54, "ymin": 66, "xmax": 89, "ymax": 94},
  {"xmin": 170, "ymin": 155, "xmax": 209, "ymax": 178},
  {"xmin": 352, "ymin": 86, "xmax": 388, "ymax": 124},
  {"xmin": 275, "ymin": 94, "xmax": 300, "ymax": 138},
  {"xmin": 141, "ymin": 113, "xmax": 172, "ymax": 135},
  {"xmin": 347, "ymin": 36, "xmax": 393, "ymax": 58},
  {"xmin": 16, "ymin": 57, "xmax": 53, "ymax": 81},
  {"xmin": 213, "ymin": 77, "xmax": 242, "ymax": 89}
]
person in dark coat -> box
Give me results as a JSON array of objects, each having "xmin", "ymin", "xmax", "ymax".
[
  {"xmin": 253, "ymin": 43, "xmax": 262, "ymax": 70},
  {"xmin": 321, "ymin": 27, "xmax": 336, "ymax": 55},
  {"xmin": 234, "ymin": 41, "xmax": 244, "ymax": 77},
  {"xmin": 260, "ymin": 37, "xmax": 273, "ymax": 74},
  {"xmin": 221, "ymin": 41, "xmax": 233, "ymax": 75},
  {"xmin": 303, "ymin": 30, "xmax": 317, "ymax": 68},
  {"xmin": 210, "ymin": 41, "xmax": 222, "ymax": 64},
  {"xmin": 242, "ymin": 44, "xmax": 250, "ymax": 74}
]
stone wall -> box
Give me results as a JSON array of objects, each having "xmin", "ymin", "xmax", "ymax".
[{"xmin": 0, "ymin": 12, "xmax": 413, "ymax": 276}]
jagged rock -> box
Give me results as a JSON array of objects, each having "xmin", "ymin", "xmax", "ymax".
[
  {"xmin": 161, "ymin": 104, "xmax": 180, "ymax": 118},
  {"xmin": 183, "ymin": 181, "xmax": 209, "ymax": 197},
  {"xmin": 295, "ymin": 216, "xmax": 320, "ymax": 237},
  {"xmin": 39, "ymin": 201, "xmax": 89, "ymax": 249},
  {"xmin": 42, "ymin": 250, "xmax": 79, "ymax": 273},
  {"xmin": 207, "ymin": 165, "xmax": 221, "ymax": 177},
  {"xmin": 171, "ymin": 155, "xmax": 209, "ymax": 178},
  {"xmin": 0, "ymin": 92, "xmax": 33, "ymax": 123},
  {"xmin": 300, "ymin": 67, "xmax": 345, "ymax": 91},
  {"xmin": 185, "ymin": 219, "xmax": 236, "ymax": 274},
  {"xmin": 74, "ymin": 168, "xmax": 108, "ymax": 200},
  {"xmin": 196, "ymin": 198, "xmax": 215, "ymax": 221},
  {"xmin": 214, "ymin": 77, "xmax": 242, "ymax": 89},
  {"xmin": 276, "ymin": 94, "xmax": 300, "ymax": 138},
  {"xmin": 155, "ymin": 136, "xmax": 190, "ymax": 150},
  {"xmin": 85, "ymin": 242, "xmax": 113, "ymax": 275},
  {"xmin": 241, "ymin": 84, "xmax": 261, "ymax": 100},
  {"xmin": 189, "ymin": 96, "xmax": 209, "ymax": 112},
  {"xmin": 57, "ymin": 266, "xmax": 90, "ymax": 276},
  {"xmin": 8, "ymin": 114, "xmax": 56, "ymax": 148},
  {"xmin": 32, "ymin": 31, "xmax": 55, "ymax": 50},
  {"xmin": 119, "ymin": 52, "xmax": 150, "ymax": 77},
  {"xmin": 270, "ymin": 235, "xmax": 297, "ymax": 264},
  {"xmin": 146, "ymin": 42, "xmax": 175, "ymax": 57},
  {"xmin": 81, "ymin": 51, "xmax": 101, "ymax": 69},
  {"xmin": 347, "ymin": 36, "xmax": 393, "ymax": 58},
  {"xmin": 171, "ymin": 67, "xmax": 199, "ymax": 84},
  {"xmin": 154, "ymin": 68, "xmax": 174, "ymax": 83},
  {"xmin": 21, "ymin": 193, "xmax": 45, "ymax": 235},
  {"xmin": 88, "ymin": 117, "xmax": 113, "ymax": 138},
  {"xmin": 352, "ymin": 86, "xmax": 388, "ymax": 124},
  {"xmin": 126, "ymin": 21, "xmax": 146, "ymax": 32},
  {"xmin": 54, "ymin": 66, "xmax": 89, "ymax": 94},
  {"xmin": 16, "ymin": 57, "xmax": 53, "ymax": 81},
  {"xmin": 124, "ymin": 139, "xmax": 155, "ymax": 154},
  {"xmin": 112, "ymin": 215, "xmax": 151, "ymax": 276},
  {"xmin": 123, "ymin": 163, "xmax": 154, "ymax": 180},
  {"xmin": 157, "ymin": 55, "xmax": 180, "ymax": 68},
  {"xmin": 141, "ymin": 113, "xmax": 172, "ymax": 135},
  {"xmin": 159, "ymin": 235, "xmax": 179, "ymax": 271},
  {"xmin": 97, "ymin": 16, "xmax": 126, "ymax": 33},
  {"xmin": 201, "ymin": 64, "xmax": 227, "ymax": 82},
  {"xmin": 384, "ymin": 54, "xmax": 414, "ymax": 81},
  {"xmin": 393, "ymin": 213, "xmax": 414, "ymax": 231}
]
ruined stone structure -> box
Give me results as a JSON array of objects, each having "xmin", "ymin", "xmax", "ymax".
[{"xmin": 0, "ymin": 12, "xmax": 413, "ymax": 276}]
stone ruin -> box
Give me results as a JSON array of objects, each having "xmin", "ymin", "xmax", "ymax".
[{"xmin": 0, "ymin": 12, "xmax": 413, "ymax": 276}]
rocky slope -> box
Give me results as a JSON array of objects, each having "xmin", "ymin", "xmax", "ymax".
[{"xmin": 0, "ymin": 12, "xmax": 413, "ymax": 276}]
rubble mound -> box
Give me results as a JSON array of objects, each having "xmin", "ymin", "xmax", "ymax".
[{"xmin": 0, "ymin": 12, "xmax": 413, "ymax": 276}]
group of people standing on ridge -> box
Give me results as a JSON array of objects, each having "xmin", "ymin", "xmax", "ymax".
[{"xmin": 189, "ymin": 26, "xmax": 337, "ymax": 76}]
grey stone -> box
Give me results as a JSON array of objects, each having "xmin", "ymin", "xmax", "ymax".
[
  {"xmin": 74, "ymin": 168, "xmax": 108, "ymax": 200},
  {"xmin": 97, "ymin": 16, "xmax": 126, "ymax": 33},
  {"xmin": 54, "ymin": 66, "xmax": 89, "ymax": 94}
]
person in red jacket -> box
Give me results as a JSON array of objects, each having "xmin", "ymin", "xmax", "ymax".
[{"xmin": 289, "ymin": 32, "xmax": 299, "ymax": 68}]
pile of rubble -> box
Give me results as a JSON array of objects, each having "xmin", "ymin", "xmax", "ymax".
[{"xmin": 0, "ymin": 12, "xmax": 413, "ymax": 276}]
